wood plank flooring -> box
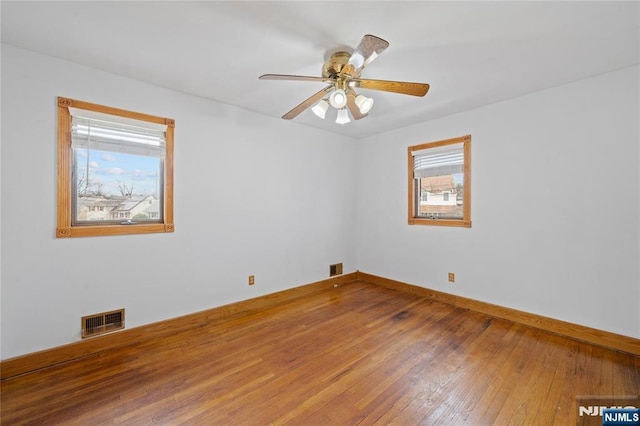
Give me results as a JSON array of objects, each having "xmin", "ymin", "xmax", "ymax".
[{"xmin": 2, "ymin": 281, "xmax": 639, "ymax": 425}]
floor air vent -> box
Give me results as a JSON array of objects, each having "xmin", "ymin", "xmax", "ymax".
[{"xmin": 81, "ymin": 309, "xmax": 125, "ymax": 338}]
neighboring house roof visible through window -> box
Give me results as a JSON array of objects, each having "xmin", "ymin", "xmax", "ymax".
[{"xmin": 420, "ymin": 175, "xmax": 455, "ymax": 193}]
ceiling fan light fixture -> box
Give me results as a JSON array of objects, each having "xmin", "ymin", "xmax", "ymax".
[
  {"xmin": 311, "ymin": 99, "xmax": 329, "ymax": 119},
  {"xmin": 329, "ymin": 89, "xmax": 348, "ymax": 109},
  {"xmin": 355, "ymin": 94, "xmax": 374, "ymax": 114},
  {"xmin": 336, "ymin": 108, "xmax": 351, "ymax": 124}
]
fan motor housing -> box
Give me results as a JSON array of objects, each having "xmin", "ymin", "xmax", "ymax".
[{"xmin": 322, "ymin": 51, "xmax": 351, "ymax": 79}]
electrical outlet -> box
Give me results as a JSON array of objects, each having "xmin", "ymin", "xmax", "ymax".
[
  {"xmin": 448, "ymin": 272, "xmax": 455, "ymax": 283},
  {"xmin": 248, "ymin": 275, "xmax": 255, "ymax": 286}
]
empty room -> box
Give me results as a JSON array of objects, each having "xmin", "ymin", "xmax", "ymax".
[{"xmin": 1, "ymin": 1, "xmax": 639, "ymax": 425}]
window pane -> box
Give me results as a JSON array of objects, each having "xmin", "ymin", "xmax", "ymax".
[
  {"xmin": 416, "ymin": 173, "xmax": 464, "ymax": 219},
  {"xmin": 73, "ymin": 148, "xmax": 163, "ymax": 224}
]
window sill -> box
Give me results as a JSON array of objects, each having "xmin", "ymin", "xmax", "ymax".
[
  {"xmin": 408, "ymin": 218, "xmax": 471, "ymax": 228},
  {"xmin": 57, "ymin": 223, "xmax": 174, "ymax": 238}
]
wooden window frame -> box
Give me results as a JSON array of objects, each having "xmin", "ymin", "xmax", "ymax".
[
  {"xmin": 408, "ymin": 135, "xmax": 471, "ymax": 228},
  {"xmin": 56, "ymin": 97, "xmax": 175, "ymax": 238}
]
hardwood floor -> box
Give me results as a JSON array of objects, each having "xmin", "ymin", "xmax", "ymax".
[{"xmin": 2, "ymin": 281, "xmax": 639, "ymax": 425}]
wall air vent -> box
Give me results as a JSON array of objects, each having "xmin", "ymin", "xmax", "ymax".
[
  {"xmin": 81, "ymin": 309, "xmax": 125, "ymax": 338},
  {"xmin": 330, "ymin": 263, "xmax": 343, "ymax": 277}
]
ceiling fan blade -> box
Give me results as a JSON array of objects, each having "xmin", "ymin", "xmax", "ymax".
[
  {"xmin": 282, "ymin": 85, "xmax": 334, "ymax": 120},
  {"xmin": 259, "ymin": 74, "xmax": 332, "ymax": 83},
  {"xmin": 346, "ymin": 89, "xmax": 367, "ymax": 120},
  {"xmin": 351, "ymin": 79, "xmax": 430, "ymax": 97},
  {"xmin": 342, "ymin": 34, "xmax": 389, "ymax": 78}
]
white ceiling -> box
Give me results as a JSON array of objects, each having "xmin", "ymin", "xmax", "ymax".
[{"xmin": 2, "ymin": 1, "xmax": 638, "ymax": 139}]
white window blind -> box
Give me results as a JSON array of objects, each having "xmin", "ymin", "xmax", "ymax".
[
  {"xmin": 71, "ymin": 111, "xmax": 166, "ymax": 158},
  {"xmin": 412, "ymin": 143, "xmax": 464, "ymax": 178}
]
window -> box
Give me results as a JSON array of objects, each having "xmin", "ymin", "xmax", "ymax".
[
  {"xmin": 408, "ymin": 135, "xmax": 471, "ymax": 227},
  {"xmin": 57, "ymin": 97, "xmax": 174, "ymax": 237}
]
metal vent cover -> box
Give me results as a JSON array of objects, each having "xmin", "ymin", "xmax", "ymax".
[
  {"xmin": 81, "ymin": 309, "xmax": 125, "ymax": 338},
  {"xmin": 330, "ymin": 263, "xmax": 343, "ymax": 277}
]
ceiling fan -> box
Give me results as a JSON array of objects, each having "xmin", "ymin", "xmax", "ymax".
[{"xmin": 259, "ymin": 34, "xmax": 430, "ymax": 123}]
